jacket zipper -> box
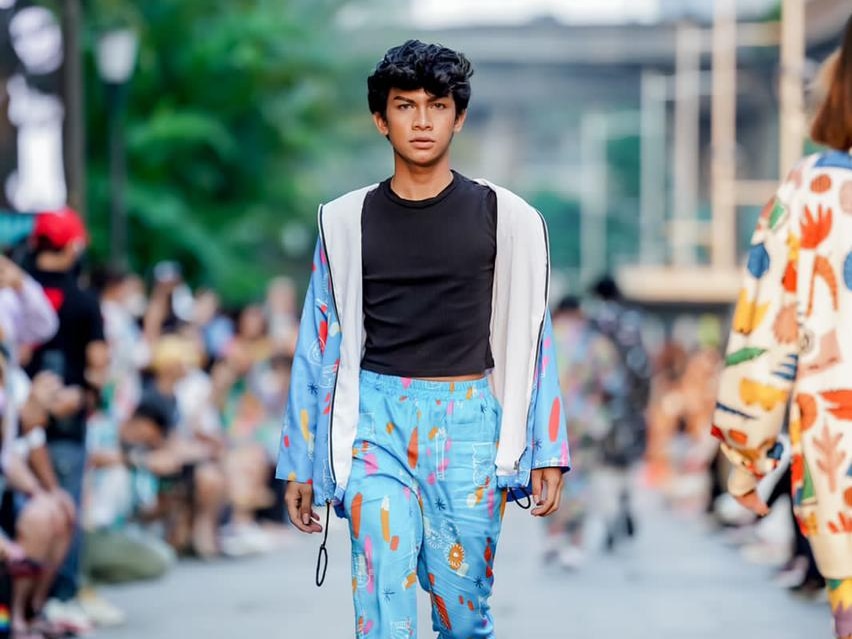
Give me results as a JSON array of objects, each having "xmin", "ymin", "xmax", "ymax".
[
  {"xmin": 518, "ymin": 208, "xmax": 551, "ymax": 471},
  {"xmin": 318, "ymin": 205, "xmax": 339, "ymax": 487}
]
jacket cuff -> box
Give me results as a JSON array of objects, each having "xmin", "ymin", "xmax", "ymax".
[{"xmin": 728, "ymin": 465, "xmax": 759, "ymax": 497}]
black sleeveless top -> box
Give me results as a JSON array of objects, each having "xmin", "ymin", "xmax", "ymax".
[{"xmin": 360, "ymin": 171, "xmax": 497, "ymax": 378}]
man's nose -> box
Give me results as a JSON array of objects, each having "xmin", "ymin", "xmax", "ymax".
[{"xmin": 413, "ymin": 107, "xmax": 432, "ymax": 130}]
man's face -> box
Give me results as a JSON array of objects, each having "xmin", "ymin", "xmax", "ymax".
[{"xmin": 373, "ymin": 88, "xmax": 466, "ymax": 168}]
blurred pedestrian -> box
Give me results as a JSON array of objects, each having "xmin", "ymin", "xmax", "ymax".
[
  {"xmin": 545, "ymin": 296, "xmax": 620, "ymax": 568},
  {"xmin": 277, "ymin": 40, "xmax": 569, "ymax": 638},
  {"xmin": 588, "ymin": 275, "xmax": 651, "ymax": 550},
  {"xmin": 712, "ymin": 19, "xmax": 852, "ymax": 638}
]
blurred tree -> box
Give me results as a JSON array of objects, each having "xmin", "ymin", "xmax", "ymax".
[
  {"xmin": 83, "ymin": 0, "xmax": 360, "ymax": 301},
  {"xmin": 529, "ymin": 190, "xmax": 581, "ymax": 271}
]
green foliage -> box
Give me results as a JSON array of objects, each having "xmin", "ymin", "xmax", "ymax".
[
  {"xmin": 84, "ymin": 0, "xmax": 362, "ymax": 301},
  {"xmin": 529, "ymin": 191, "xmax": 581, "ymax": 269}
]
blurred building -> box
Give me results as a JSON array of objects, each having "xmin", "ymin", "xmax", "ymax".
[{"xmin": 347, "ymin": 0, "xmax": 849, "ymax": 306}]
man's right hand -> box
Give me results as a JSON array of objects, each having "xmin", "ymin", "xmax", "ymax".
[{"xmin": 285, "ymin": 481, "xmax": 323, "ymax": 534}]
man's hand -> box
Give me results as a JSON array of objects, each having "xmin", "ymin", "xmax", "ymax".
[
  {"xmin": 48, "ymin": 386, "xmax": 83, "ymax": 419},
  {"xmin": 530, "ymin": 467, "xmax": 563, "ymax": 517},
  {"xmin": 0, "ymin": 256, "xmax": 24, "ymax": 292},
  {"xmin": 285, "ymin": 481, "xmax": 323, "ymax": 534},
  {"xmin": 733, "ymin": 489, "xmax": 770, "ymax": 518},
  {"xmin": 29, "ymin": 372, "xmax": 63, "ymax": 408}
]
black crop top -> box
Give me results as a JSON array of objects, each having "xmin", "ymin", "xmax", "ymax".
[{"xmin": 360, "ymin": 171, "xmax": 497, "ymax": 378}]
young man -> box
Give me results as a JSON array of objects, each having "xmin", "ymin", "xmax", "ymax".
[{"xmin": 277, "ymin": 41, "xmax": 570, "ymax": 638}]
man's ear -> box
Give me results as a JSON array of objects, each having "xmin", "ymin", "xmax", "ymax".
[
  {"xmin": 453, "ymin": 108, "xmax": 468, "ymax": 133},
  {"xmin": 372, "ymin": 111, "xmax": 390, "ymax": 137}
]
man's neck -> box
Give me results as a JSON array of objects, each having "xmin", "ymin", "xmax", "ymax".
[{"xmin": 390, "ymin": 159, "xmax": 454, "ymax": 201}]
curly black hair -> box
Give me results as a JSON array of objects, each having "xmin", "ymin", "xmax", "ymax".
[{"xmin": 367, "ymin": 40, "xmax": 474, "ymax": 118}]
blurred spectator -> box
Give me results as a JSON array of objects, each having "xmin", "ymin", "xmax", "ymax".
[
  {"xmin": 143, "ymin": 261, "xmax": 193, "ymax": 343},
  {"xmin": 211, "ymin": 342, "xmax": 279, "ymax": 556},
  {"xmin": 234, "ymin": 305, "xmax": 273, "ymax": 365},
  {"xmin": 23, "ymin": 208, "xmax": 108, "ymax": 627},
  {"xmin": 193, "ymin": 289, "xmax": 233, "ymax": 362},
  {"xmin": 128, "ymin": 335, "xmax": 226, "ymax": 559},
  {"xmin": 264, "ymin": 277, "xmax": 298, "ymax": 355}
]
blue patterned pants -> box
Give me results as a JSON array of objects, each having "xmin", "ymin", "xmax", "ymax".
[{"xmin": 343, "ymin": 371, "xmax": 507, "ymax": 638}]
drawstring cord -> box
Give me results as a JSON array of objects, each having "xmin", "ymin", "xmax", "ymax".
[
  {"xmin": 509, "ymin": 486, "xmax": 532, "ymax": 510},
  {"xmin": 315, "ymin": 503, "xmax": 331, "ymax": 587}
]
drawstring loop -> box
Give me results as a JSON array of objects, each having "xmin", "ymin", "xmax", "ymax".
[
  {"xmin": 509, "ymin": 486, "xmax": 532, "ymax": 510},
  {"xmin": 315, "ymin": 503, "xmax": 331, "ymax": 587}
]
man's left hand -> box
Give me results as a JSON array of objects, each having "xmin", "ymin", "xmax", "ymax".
[{"xmin": 530, "ymin": 467, "xmax": 563, "ymax": 517}]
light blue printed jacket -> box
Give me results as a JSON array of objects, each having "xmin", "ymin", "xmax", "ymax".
[{"xmin": 276, "ymin": 181, "xmax": 571, "ymax": 509}]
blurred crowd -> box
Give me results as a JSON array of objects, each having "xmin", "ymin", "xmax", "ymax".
[
  {"xmin": 0, "ymin": 206, "xmax": 827, "ymax": 638},
  {"xmin": 546, "ymin": 275, "xmax": 827, "ymax": 608},
  {"xmin": 0, "ymin": 208, "xmax": 299, "ymax": 638}
]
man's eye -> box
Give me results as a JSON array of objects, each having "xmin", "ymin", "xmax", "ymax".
[{"xmin": 433, "ymin": 103, "xmax": 447, "ymax": 109}]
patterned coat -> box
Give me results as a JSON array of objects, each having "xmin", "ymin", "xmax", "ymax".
[{"xmin": 714, "ymin": 150, "xmax": 852, "ymax": 578}]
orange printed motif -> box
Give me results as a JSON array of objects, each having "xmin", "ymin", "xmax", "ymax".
[
  {"xmin": 807, "ymin": 256, "xmax": 839, "ymax": 316},
  {"xmin": 800, "ymin": 205, "xmax": 833, "ymax": 249},
  {"xmin": 728, "ymin": 429, "xmax": 749, "ymax": 446},
  {"xmin": 820, "ymin": 390, "xmax": 852, "ymax": 421},
  {"xmin": 448, "ymin": 543, "xmax": 465, "ymax": 570},
  {"xmin": 407, "ymin": 427, "xmax": 419, "ymax": 469},
  {"xmin": 828, "ymin": 512, "xmax": 852, "ymax": 534},
  {"xmin": 350, "ymin": 493, "xmax": 363, "ymax": 539},
  {"xmin": 811, "ymin": 173, "xmax": 832, "ymax": 193},
  {"xmin": 797, "ymin": 394, "xmax": 818, "ymax": 432}
]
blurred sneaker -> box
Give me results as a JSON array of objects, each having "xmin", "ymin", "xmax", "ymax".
[
  {"xmin": 79, "ymin": 588, "xmax": 126, "ymax": 627},
  {"xmin": 790, "ymin": 575, "xmax": 828, "ymax": 602},
  {"xmin": 557, "ymin": 545, "xmax": 586, "ymax": 571},
  {"xmin": 220, "ymin": 523, "xmax": 275, "ymax": 558},
  {"xmin": 740, "ymin": 540, "xmax": 790, "ymax": 566},
  {"xmin": 43, "ymin": 598, "xmax": 94, "ymax": 636},
  {"xmin": 773, "ymin": 556, "xmax": 808, "ymax": 588}
]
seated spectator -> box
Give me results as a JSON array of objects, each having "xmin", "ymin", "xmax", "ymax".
[{"xmin": 122, "ymin": 336, "xmax": 226, "ymax": 559}]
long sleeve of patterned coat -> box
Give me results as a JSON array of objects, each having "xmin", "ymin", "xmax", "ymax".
[
  {"xmin": 530, "ymin": 310, "xmax": 572, "ymax": 472},
  {"xmin": 714, "ymin": 151, "xmax": 852, "ymax": 578},
  {"xmin": 713, "ymin": 169, "xmax": 801, "ymax": 497},
  {"xmin": 275, "ymin": 238, "xmax": 329, "ymax": 484}
]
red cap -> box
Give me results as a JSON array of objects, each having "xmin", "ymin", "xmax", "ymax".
[{"xmin": 33, "ymin": 207, "xmax": 88, "ymax": 249}]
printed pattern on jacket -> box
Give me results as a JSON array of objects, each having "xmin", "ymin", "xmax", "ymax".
[
  {"xmin": 276, "ymin": 184, "xmax": 571, "ymax": 510},
  {"xmin": 713, "ymin": 150, "xmax": 852, "ymax": 578}
]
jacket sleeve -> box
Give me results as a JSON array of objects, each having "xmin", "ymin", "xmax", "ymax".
[
  {"xmin": 11, "ymin": 276, "xmax": 58, "ymax": 346},
  {"xmin": 712, "ymin": 179, "xmax": 799, "ymax": 496},
  {"xmin": 275, "ymin": 238, "xmax": 330, "ymax": 484},
  {"xmin": 531, "ymin": 310, "xmax": 572, "ymax": 472}
]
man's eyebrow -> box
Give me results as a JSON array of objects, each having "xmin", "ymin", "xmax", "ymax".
[{"xmin": 392, "ymin": 96, "xmax": 416, "ymax": 103}]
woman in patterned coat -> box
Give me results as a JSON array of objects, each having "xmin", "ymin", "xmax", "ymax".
[{"xmin": 713, "ymin": 17, "xmax": 852, "ymax": 638}]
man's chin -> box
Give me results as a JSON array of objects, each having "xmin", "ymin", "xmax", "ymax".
[{"xmin": 394, "ymin": 148, "xmax": 448, "ymax": 169}]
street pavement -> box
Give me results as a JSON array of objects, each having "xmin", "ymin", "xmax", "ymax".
[{"xmin": 97, "ymin": 491, "xmax": 828, "ymax": 639}]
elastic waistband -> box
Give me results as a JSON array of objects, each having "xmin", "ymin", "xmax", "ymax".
[{"xmin": 359, "ymin": 369, "xmax": 491, "ymax": 399}]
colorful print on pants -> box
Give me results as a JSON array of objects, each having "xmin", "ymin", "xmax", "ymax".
[
  {"xmin": 344, "ymin": 370, "xmax": 507, "ymax": 639},
  {"xmin": 829, "ymin": 579, "xmax": 852, "ymax": 638}
]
